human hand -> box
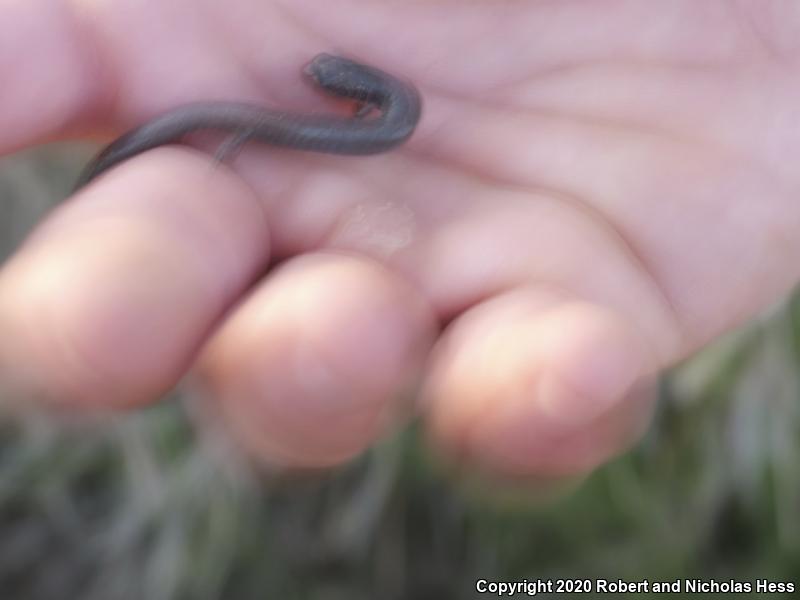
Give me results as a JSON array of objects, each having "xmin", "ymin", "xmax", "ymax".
[{"xmin": 1, "ymin": 0, "xmax": 799, "ymax": 480}]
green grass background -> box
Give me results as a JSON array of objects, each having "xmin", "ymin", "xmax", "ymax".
[{"xmin": 1, "ymin": 146, "xmax": 798, "ymax": 599}]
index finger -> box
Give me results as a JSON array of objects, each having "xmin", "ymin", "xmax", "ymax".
[
  {"xmin": 0, "ymin": 147, "xmax": 270, "ymax": 407},
  {"xmin": 0, "ymin": 1, "xmax": 104, "ymax": 154}
]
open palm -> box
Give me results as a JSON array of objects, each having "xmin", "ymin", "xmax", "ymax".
[{"xmin": 2, "ymin": 0, "xmax": 799, "ymax": 479}]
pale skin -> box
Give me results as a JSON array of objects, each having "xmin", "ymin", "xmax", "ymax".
[{"xmin": 1, "ymin": 0, "xmax": 799, "ymax": 480}]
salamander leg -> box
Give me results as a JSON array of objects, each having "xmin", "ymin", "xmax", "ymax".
[{"xmin": 214, "ymin": 130, "xmax": 254, "ymax": 163}]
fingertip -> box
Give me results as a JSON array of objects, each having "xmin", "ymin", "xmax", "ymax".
[
  {"xmin": 0, "ymin": 148, "xmax": 271, "ymax": 409},
  {"xmin": 422, "ymin": 287, "xmax": 657, "ymax": 478},
  {"xmin": 532, "ymin": 302, "xmax": 650, "ymax": 427},
  {"xmin": 195, "ymin": 252, "xmax": 437, "ymax": 468}
]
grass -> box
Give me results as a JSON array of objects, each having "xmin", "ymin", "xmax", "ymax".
[{"xmin": 0, "ymin": 146, "xmax": 798, "ymax": 599}]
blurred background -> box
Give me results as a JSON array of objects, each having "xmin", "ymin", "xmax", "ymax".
[{"xmin": 1, "ymin": 146, "xmax": 798, "ymax": 599}]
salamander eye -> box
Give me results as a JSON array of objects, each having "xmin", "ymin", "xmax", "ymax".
[{"xmin": 304, "ymin": 54, "xmax": 376, "ymax": 96}]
